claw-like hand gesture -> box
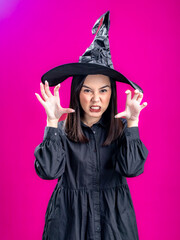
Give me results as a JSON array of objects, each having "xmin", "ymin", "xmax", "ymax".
[
  {"xmin": 114, "ymin": 89, "xmax": 147, "ymax": 127},
  {"xmin": 35, "ymin": 80, "xmax": 75, "ymax": 127}
]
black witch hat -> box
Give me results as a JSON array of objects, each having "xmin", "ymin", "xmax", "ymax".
[{"xmin": 41, "ymin": 11, "xmax": 143, "ymax": 92}]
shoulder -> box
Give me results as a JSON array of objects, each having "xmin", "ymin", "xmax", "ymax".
[
  {"xmin": 58, "ymin": 120, "xmax": 66, "ymax": 136},
  {"xmin": 120, "ymin": 117, "xmax": 127, "ymax": 129},
  {"xmin": 120, "ymin": 117, "xmax": 127, "ymax": 124}
]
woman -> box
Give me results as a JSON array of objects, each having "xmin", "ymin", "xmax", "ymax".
[{"xmin": 34, "ymin": 73, "xmax": 148, "ymax": 239}]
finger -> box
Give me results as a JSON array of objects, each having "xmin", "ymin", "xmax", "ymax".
[
  {"xmin": 125, "ymin": 89, "xmax": 132, "ymax": 102},
  {"xmin": 40, "ymin": 82, "xmax": 48, "ymax": 101},
  {"xmin": 132, "ymin": 89, "xmax": 141, "ymax": 100},
  {"xmin": 44, "ymin": 80, "xmax": 53, "ymax": 97},
  {"xmin": 54, "ymin": 84, "xmax": 60, "ymax": 97},
  {"xmin": 62, "ymin": 108, "xmax": 75, "ymax": 114},
  {"xmin": 114, "ymin": 111, "xmax": 127, "ymax": 118},
  {"xmin": 140, "ymin": 102, "xmax": 148, "ymax": 110},
  {"xmin": 137, "ymin": 92, "xmax": 143, "ymax": 103},
  {"xmin": 35, "ymin": 93, "xmax": 46, "ymax": 107}
]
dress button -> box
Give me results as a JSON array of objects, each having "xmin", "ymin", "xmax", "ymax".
[
  {"xmin": 96, "ymin": 225, "xmax": 101, "ymax": 232},
  {"xmin": 93, "ymin": 131, "xmax": 95, "ymax": 134},
  {"xmin": 54, "ymin": 133, "xmax": 57, "ymax": 135}
]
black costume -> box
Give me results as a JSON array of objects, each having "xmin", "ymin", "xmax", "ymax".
[
  {"xmin": 35, "ymin": 10, "xmax": 148, "ymax": 240},
  {"xmin": 34, "ymin": 117, "xmax": 148, "ymax": 239}
]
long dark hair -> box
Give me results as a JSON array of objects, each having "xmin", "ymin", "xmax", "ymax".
[{"xmin": 64, "ymin": 75, "xmax": 124, "ymax": 146}]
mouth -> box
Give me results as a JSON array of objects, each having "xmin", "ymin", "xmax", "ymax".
[{"xmin": 90, "ymin": 106, "xmax": 101, "ymax": 112}]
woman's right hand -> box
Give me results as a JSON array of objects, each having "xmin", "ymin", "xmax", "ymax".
[{"xmin": 35, "ymin": 80, "xmax": 75, "ymax": 127}]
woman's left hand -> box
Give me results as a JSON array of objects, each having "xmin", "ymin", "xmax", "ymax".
[{"xmin": 114, "ymin": 89, "xmax": 148, "ymax": 124}]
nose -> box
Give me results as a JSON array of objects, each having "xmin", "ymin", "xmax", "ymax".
[{"xmin": 92, "ymin": 92, "xmax": 100, "ymax": 102}]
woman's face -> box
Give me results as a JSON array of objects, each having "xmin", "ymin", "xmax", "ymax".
[{"xmin": 79, "ymin": 74, "xmax": 111, "ymax": 125}]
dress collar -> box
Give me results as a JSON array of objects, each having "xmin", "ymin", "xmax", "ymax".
[{"xmin": 81, "ymin": 116, "xmax": 108, "ymax": 128}]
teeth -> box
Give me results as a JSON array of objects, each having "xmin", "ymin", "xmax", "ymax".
[{"xmin": 90, "ymin": 106, "xmax": 100, "ymax": 109}]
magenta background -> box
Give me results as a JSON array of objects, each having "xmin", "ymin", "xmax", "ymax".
[{"xmin": 0, "ymin": 0, "xmax": 180, "ymax": 239}]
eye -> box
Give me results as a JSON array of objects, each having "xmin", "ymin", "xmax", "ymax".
[
  {"xmin": 84, "ymin": 89, "xmax": 91, "ymax": 93},
  {"xmin": 100, "ymin": 89, "xmax": 107, "ymax": 93}
]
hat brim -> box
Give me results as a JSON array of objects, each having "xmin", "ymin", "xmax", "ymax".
[{"xmin": 41, "ymin": 63, "xmax": 143, "ymax": 93}]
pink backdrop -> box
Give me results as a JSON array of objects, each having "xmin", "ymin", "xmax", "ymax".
[{"xmin": 0, "ymin": 0, "xmax": 179, "ymax": 239}]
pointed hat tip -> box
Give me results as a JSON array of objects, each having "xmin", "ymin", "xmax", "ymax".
[{"xmin": 92, "ymin": 11, "xmax": 110, "ymax": 35}]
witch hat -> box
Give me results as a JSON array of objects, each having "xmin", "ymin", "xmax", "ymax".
[{"xmin": 41, "ymin": 11, "xmax": 143, "ymax": 93}]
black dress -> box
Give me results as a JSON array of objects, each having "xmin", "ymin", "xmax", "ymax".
[{"xmin": 34, "ymin": 117, "xmax": 148, "ymax": 240}]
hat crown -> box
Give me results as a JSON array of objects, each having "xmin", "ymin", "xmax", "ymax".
[{"xmin": 79, "ymin": 11, "xmax": 114, "ymax": 69}]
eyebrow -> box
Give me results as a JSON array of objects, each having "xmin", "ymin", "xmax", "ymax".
[{"xmin": 82, "ymin": 85, "xmax": 111, "ymax": 90}]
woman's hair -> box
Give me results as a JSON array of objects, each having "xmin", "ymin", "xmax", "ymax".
[{"xmin": 64, "ymin": 75, "xmax": 124, "ymax": 146}]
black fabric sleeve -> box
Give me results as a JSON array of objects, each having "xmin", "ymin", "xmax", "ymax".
[
  {"xmin": 114, "ymin": 118, "xmax": 149, "ymax": 177},
  {"xmin": 34, "ymin": 123, "xmax": 66, "ymax": 180}
]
